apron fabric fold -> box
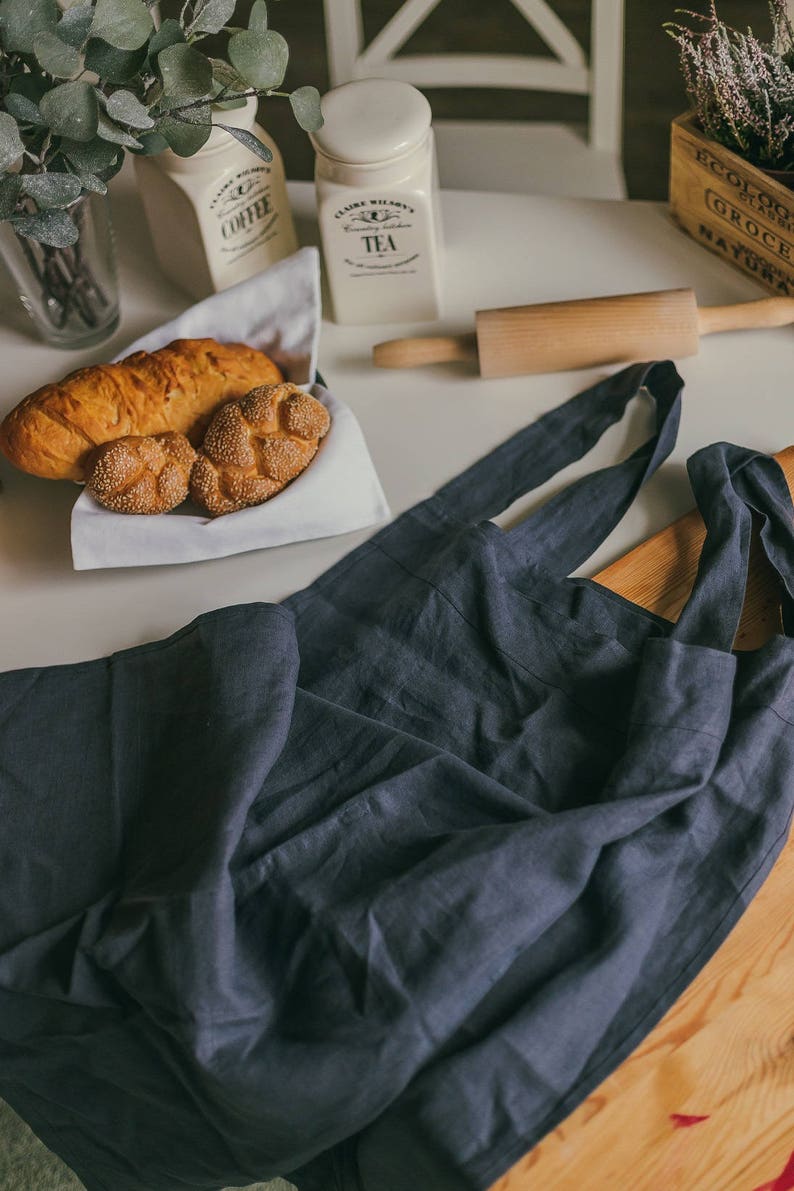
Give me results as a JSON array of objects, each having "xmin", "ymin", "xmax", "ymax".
[{"xmin": 1, "ymin": 362, "xmax": 793, "ymax": 1191}]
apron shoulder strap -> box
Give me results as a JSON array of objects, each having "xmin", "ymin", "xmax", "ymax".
[
  {"xmin": 673, "ymin": 446, "xmax": 794, "ymax": 651},
  {"xmin": 433, "ymin": 361, "xmax": 684, "ymax": 578}
]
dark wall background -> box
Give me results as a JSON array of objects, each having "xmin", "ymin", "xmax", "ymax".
[{"xmin": 178, "ymin": 1, "xmax": 765, "ymax": 199}]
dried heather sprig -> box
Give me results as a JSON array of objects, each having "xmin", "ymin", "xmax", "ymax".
[{"xmin": 666, "ymin": 1, "xmax": 794, "ymax": 170}]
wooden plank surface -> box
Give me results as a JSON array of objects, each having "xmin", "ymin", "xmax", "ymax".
[{"xmin": 490, "ymin": 447, "xmax": 794, "ymax": 1191}]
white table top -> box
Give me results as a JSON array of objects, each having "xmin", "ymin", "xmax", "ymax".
[{"xmin": 0, "ymin": 167, "xmax": 790, "ymax": 671}]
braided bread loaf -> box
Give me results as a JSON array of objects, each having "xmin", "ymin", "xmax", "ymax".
[
  {"xmin": 190, "ymin": 383, "xmax": 331, "ymax": 517},
  {"xmin": 85, "ymin": 432, "xmax": 197, "ymax": 515},
  {"xmin": 0, "ymin": 338, "xmax": 282, "ymax": 482}
]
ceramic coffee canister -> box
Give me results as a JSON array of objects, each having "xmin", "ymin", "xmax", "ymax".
[{"xmin": 135, "ymin": 97, "xmax": 298, "ymax": 301}]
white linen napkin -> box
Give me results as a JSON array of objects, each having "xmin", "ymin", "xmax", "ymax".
[{"xmin": 70, "ymin": 247, "xmax": 390, "ymax": 570}]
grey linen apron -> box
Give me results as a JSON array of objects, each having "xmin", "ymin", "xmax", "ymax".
[{"xmin": 1, "ymin": 361, "xmax": 793, "ymax": 1191}]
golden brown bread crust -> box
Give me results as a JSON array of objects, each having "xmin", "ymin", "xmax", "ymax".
[
  {"xmin": 190, "ymin": 383, "xmax": 331, "ymax": 517},
  {"xmin": 85, "ymin": 432, "xmax": 197, "ymax": 515},
  {"xmin": 0, "ymin": 338, "xmax": 283, "ymax": 482}
]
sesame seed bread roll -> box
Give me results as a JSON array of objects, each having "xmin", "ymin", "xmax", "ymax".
[
  {"xmin": 85, "ymin": 432, "xmax": 197, "ymax": 515},
  {"xmin": 190, "ymin": 383, "xmax": 331, "ymax": 517},
  {"xmin": 0, "ymin": 338, "xmax": 283, "ymax": 482}
]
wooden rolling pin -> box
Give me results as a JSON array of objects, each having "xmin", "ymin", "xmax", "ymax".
[{"xmin": 372, "ymin": 288, "xmax": 794, "ymax": 377}]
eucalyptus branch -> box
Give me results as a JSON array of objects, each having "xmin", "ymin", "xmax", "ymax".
[
  {"xmin": 168, "ymin": 87, "xmax": 260, "ymax": 116},
  {"xmin": 0, "ymin": 0, "xmax": 323, "ymax": 339}
]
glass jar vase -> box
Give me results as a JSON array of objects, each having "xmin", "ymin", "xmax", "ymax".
[{"xmin": 0, "ymin": 191, "xmax": 120, "ymax": 349}]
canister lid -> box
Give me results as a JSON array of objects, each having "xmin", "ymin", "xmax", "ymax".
[{"xmin": 311, "ymin": 79, "xmax": 431, "ymax": 165}]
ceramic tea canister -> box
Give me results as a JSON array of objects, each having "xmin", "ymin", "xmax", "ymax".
[
  {"xmin": 311, "ymin": 79, "xmax": 443, "ymax": 324},
  {"xmin": 135, "ymin": 97, "xmax": 298, "ymax": 301}
]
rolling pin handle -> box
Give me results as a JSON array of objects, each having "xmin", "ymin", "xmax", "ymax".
[
  {"xmin": 697, "ymin": 297, "xmax": 794, "ymax": 336},
  {"xmin": 372, "ymin": 334, "xmax": 478, "ymax": 370}
]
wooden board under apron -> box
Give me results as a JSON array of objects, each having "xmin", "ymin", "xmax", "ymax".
[{"xmin": 490, "ymin": 446, "xmax": 794, "ymax": 1191}]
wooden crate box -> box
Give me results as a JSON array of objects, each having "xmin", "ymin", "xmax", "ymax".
[{"xmin": 670, "ymin": 112, "xmax": 794, "ymax": 296}]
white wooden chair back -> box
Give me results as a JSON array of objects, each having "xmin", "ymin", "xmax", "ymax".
[{"xmin": 323, "ymin": 0, "xmax": 625, "ymax": 158}]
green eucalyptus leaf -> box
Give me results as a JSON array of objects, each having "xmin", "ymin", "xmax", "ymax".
[
  {"xmin": 211, "ymin": 57, "xmax": 248, "ymax": 93},
  {"xmin": 145, "ymin": 81, "xmax": 164, "ymax": 108},
  {"xmin": 12, "ymin": 208, "xmax": 79, "ymax": 247},
  {"xmin": 209, "ymin": 73, "xmax": 246, "ymax": 108},
  {"xmin": 57, "ymin": 2, "xmax": 93, "ymax": 48},
  {"xmin": 4, "ymin": 93, "xmax": 43, "ymax": 124},
  {"xmin": 76, "ymin": 170, "xmax": 107, "ymax": 194},
  {"xmin": 84, "ymin": 37, "xmax": 147, "ymax": 82},
  {"xmin": 289, "ymin": 85, "xmax": 323, "ymax": 132},
  {"xmin": 105, "ymin": 89, "xmax": 155, "ymax": 129},
  {"xmin": 0, "ymin": 60, "xmax": 25, "ymax": 84},
  {"xmin": 90, "ymin": 0, "xmax": 152, "ymax": 51},
  {"xmin": 34, "ymin": 29, "xmax": 83, "ymax": 77},
  {"xmin": 99, "ymin": 149, "xmax": 124, "ymax": 181},
  {"xmin": 228, "ymin": 29, "xmax": 287, "ymax": 90},
  {"xmin": 0, "ymin": 173, "xmax": 22, "ymax": 219},
  {"xmin": 158, "ymin": 42, "xmax": 213, "ymax": 100},
  {"xmin": 248, "ymin": 0, "xmax": 267, "ymax": 33},
  {"xmin": 0, "ymin": 112, "xmax": 25, "ymax": 171},
  {"xmin": 21, "ymin": 171, "xmax": 82, "ymax": 208},
  {"xmin": 9, "ymin": 74, "xmax": 48, "ymax": 104},
  {"xmin": 190, "ymin": 0, "xmax": 236, "ymax": 37},
  {"xmin": 59, "ymin": 135, "xmax": 121, "ymax": 174},
  {"xmin": 0, "ymin": 0, "xmax": 57, "ymax": 54},
  {"xmin": 213, "ymin": 92, "xmax": 247, "ymax": 110},
  {"xmin": 145, "ymin": 16, "xmax": 183, "ymax": 65},
  {"xmin": 157, "ymin": 105, "xmax": 211, "ymax": 156},
  {"xmin": 134, "ymin": 129, "xmax": 169, "ymax": 155},
  {"xmin": 39, "ymin": 80, "xmax": 98, "ymax": 141},
  {"xmin": 96, "ymin": 110, "xmax": 142, "ymax": 148},
  {"xmin": 214, "ymin": 121, "xmax": 272, "ymax": 162},
  {"xmin": 161, "ymin": 100, "xmax": 211, "ymax": 125}
]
